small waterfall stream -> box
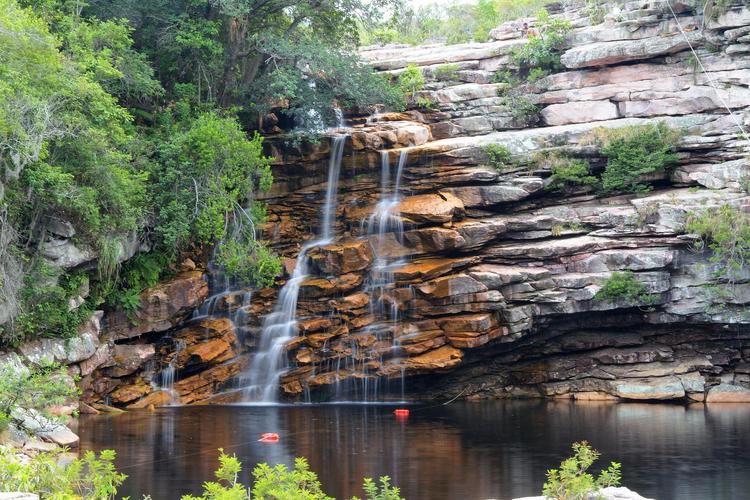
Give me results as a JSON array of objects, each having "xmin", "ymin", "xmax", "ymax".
[
  {"xmin": 328, "ymin": 150, "xmax": 410, "ymax": 401},
  {"xmin": 242, "ymin": 135, "xmax": 347, "ymax": 402}
]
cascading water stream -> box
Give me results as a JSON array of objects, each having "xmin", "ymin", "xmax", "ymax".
[
  {"xmin": 242, "ymin": 135, "xmax": 347, "ymax": 402},
  {"xmin": 330, "ymin": 150, "xmax": 410, "ymax": 401}
]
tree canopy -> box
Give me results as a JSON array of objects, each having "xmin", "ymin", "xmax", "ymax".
[{"xmin": 0, "ymin": 0, "xmax": 400, "ymax": 344}]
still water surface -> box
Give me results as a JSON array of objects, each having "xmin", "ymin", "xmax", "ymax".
[{"xmin": 78, "ymin": 401, "xmax": 750, "ymax": 500}]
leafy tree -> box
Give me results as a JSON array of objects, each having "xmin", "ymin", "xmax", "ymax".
[
  {"xmin": 542, "ymin": 441, "xmax": 622, "ymax": 500},
  {"xmin": 87, "ymin": 0, "xmax": 402, "ymax": 125}
]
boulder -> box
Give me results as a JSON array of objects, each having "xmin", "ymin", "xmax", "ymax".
[
  {"xmin": 11, "ymin": 408, "xmax": 79, "ymax": 447},
  {"xmin": 397, "ymin": 192, "xmax": 465, "ymax": 224}
]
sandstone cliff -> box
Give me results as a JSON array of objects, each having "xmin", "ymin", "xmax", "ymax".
[{"xmin": 8, "ymin": 0, "xmax": 750, "ymax": 409}]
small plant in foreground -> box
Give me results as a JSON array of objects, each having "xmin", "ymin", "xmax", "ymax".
[
  {"xmin": 594, "ymin": 271, "xmax": 657, "ymax": 305},
  {"xmin": 483, "ymin": 144, "xmax": 514, "ymax": 170},
  {"xmin": 354, "ymin": 476, "xmax": 405, "ymax": 500},
  {"xmin": 542, "ymin": 441, "xmax": 621, "ymax": 500},
  {"xmin": 0, "ymin": 447, "xmax": 126, "ymax": 498}
]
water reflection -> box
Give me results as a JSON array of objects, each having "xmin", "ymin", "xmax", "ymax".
[{"xmin": 78, "ymin": 401, "xmax": 750, "ymax": 500}]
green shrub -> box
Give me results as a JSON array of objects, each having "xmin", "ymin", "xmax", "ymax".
[
  {"xmin": 594, "ymin": 271, "xmax": 657, "ymax": 304},
  {"xmin": 512, "ymin": 10, "xmax": 572, "ymax": 73},
  {"xmin": 415, "ymin": 97, "xmax": 437, "ymax": 110},
  {"xmin": 101, "ymin": 251, "xmax": 172, "ymax": 316},
  {"xmin": 182, "ymin": 452, "xmax": 333, "ymax": 500},
  {"xmin": 550, "ymin": 160, "xmax": 597, "ymax": 190},
  {"xmin": 498, "ymin": 91, "xmax": 540, "ymax": 126},
  {"xmin": 542, "ymin": 441, "xmax": 622, "ymax": 500},
  {"xmin": 433, "ymin": 63, "xmax": 461, "ymax": 81},
  {"xmin": 582, "ymin": 123, "xmax": 681, "ymax": 194},
  {"xmin": 0, "ymin": 360, "xmax": 78, "ymax": 433},
  {"xmin": 355, "ymin": 476, "xmax": 405, "ymax": 500},
  {"xmin": 527, "ymin": 67, "xmax": 550, "ymax": 82},
  {"xmin": 492, "ymin": 70, "xmax": 521, "ymax": 86},
  {"xmin": 483, "ymin": 144, "xmax": 514, "ymax": 170},
  {"xmin": 397, "ymin": 65, "xmax": 425, "ymax": 99},
  {"xmin": 0, "ymin": 447, "xmax": 126, "ymax": 498},
  {"xmin": 215, "ymin": 239, "xmax": 282, "ymax": 288},
  {"xmin": 685, "ymin": 204, "xmax": 750, "ymax": 285},
  {"xmin": 5, "ymin": 265, "xmax": 93, "ymax": 345}
]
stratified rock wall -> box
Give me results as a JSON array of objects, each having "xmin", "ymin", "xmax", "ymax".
[{"xmin": 249, "ymin": 0, "xmax": 750, "ymax": 403}]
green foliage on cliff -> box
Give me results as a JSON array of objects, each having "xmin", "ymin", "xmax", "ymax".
[
  {"xmin": 594, "ymin": 271, "xmax": 657, "ymax": 305},
  {"xmin": 534, "ymin": 152, "xmax": 597, "ymax": 190},
  {"xmin": 582, "ymin": 123, "xmax": 681, "ymax": 194},
  {"xmin": 0, "ymin": 359, "xmax": 78, "ymax": 432},
  {"xmin": 511, "ymin": 10, "xmax": 572, "ymax": 73},
  {"xmin": 397, "ymin": 65, "xmax": 426, "ymax": 100},
  {"xmin": 483, "ymin": 144, "xmax": 514, "ymax": 171},
  {"xmin": 685, "ymin": 204, "xmax": 750, "ymax": 286},
  {"xmin": 12, "ymin": 266, "xmax": 93, "ymax": 343},
  {"xmin": 0, "ymin": 446, "xmax": 125, "ymax": 498},
  {"xmin": 542, "ymin": 441, "xmax": 621, "ymax": 500}
]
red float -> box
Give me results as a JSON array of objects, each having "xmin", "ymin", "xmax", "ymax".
[
  {"xmin": 394, "ymin": 409, "xmax": 410, "ymax": 417},
  {"xmin": 258, "ymin": 432, "xmax": 280, "ymax": 442}
]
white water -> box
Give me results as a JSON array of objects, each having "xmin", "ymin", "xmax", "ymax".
[
  {"xmin": 329, "ymin": 150, "xmax": 410, "ymax": 401},
  {"xmin": 242, "ymin": 135, "xmax": 347, "ymax": 402}
]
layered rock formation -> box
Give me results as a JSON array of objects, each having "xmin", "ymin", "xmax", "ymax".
[
  {"xmin": 244, "ymin": 0, "xmax": 750, "ymax": 403},
  {"xmin": 6, "ymin": 0, "xmax": 750, "ymax": 410}
]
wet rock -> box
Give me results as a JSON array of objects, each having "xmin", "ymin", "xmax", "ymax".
[
  {"xmin": 109, "ymin": 380, "xmax": 151, "ymax": 404},
  {"xmin": 299, "ymin": 274, "xmax": 364, "ymax": 298},
  {"xmin": 396, "ymin": 192, "xmax": 465, "ymax": 224},
  {"xmin": 168, "ymin": 318, "xmax": 239, "ymax": 369},
  {"xmin": 310, "ymin": 240, "xmax": 373, "ymax": 274}
]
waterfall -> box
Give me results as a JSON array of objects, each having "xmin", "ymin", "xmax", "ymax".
[
  {"xmin": 242, "ymin": 135, "xmax": 347, "ymax": 402},
  {"xmin": 366, "ymin": 151, "xmax": 408, "ymax": 320},
  {"xmin": 331, "ymin": 150, "xmax": 410, "ymax": 401},
  {"xmin": 154, "ymin": 339, "xmax": 185, "ymax": 405}
]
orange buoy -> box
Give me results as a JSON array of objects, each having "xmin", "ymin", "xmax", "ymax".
[
  {"xmin": 394, "ymin": 409, "xmax": 410, "ymax": 417},
  {"xmin": 258, "ymin": 432, "xmax": 280, "ymax": 442}
]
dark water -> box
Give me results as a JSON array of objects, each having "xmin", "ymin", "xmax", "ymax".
[{"xmin": 77, "ymin": 401, "xmax": 750, "ymax": 500}]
